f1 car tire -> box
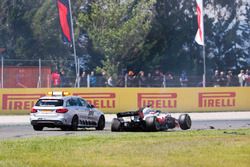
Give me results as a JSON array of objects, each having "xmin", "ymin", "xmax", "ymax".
[
  {"xmin": 111, "ymin": 118, "xmax": 122, "ymax": 132},
  {"xmin": 96, "ymin": 115, "xmax": 105, "ymax": 130},
  {"xmin": 179, "ymin": 114, "xmax": 191, "ymax": 130},
  {"xmin": 33, "ymin": 125, "xmax": 43, "ymax": 131},
  {"xmin": 145, "ymin": 116, "xmax": 160, "ymax": 131},
  {"xmin": 70, "ymin": 116, "xmax": 78, "ymax": 131}
]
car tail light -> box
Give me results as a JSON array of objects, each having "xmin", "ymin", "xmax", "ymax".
[
  {"xmin": 56, "ymin": 108, "xmax": 68, "ymax": 113},
  {"xmin": 31, "ymin": 108, "xmax": 37, "ymax": 113}
]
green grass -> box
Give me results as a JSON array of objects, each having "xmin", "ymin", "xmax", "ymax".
[{"xmin": 0, "ymin": 129, "xmax": 250, "ymax": 167}]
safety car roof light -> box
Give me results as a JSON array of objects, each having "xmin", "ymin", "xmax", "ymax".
[{"xmin": 47, "ymin": 91, "xmax": 70, "ymax": 96}]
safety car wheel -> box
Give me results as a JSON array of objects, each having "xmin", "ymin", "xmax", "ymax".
[
  {"xmin": 96, "ymin": 115, "xmax": 105, "ymax": 130},
  {"xmin": 70, "ymin": 116, "xmax": 78, "ymax": 131},
  {"xmin": 145, "ymin": 116, "xmax": 160, "ymax": 131},
  {"xmin": 179, "ymin": 114, "xmax": 191, "ymax": 130},
  {"xmin": 111, "ymin": 118, "xmax": 122, "ymax": 132},
  {"xmin": 33, "ymin": 125, "xmax": 43, "ymax": 131}
]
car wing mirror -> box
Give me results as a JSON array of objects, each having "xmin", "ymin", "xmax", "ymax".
[{"xmin": 88, "ymin": 104, "xmax": 95, "ymax": 108}]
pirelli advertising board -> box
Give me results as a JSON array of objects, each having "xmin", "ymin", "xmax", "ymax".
[{"xmin": 0, "ymin": 87, "xmax": 250, "ymax": 113}]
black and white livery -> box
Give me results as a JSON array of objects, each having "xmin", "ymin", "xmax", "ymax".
[
  {"xmin": 111, "ymin": 106, "xmax": 191, "ymax": 132},
  {"xmin": 30, "ymin": 91, "xmax": 105, "ymax": 131}
]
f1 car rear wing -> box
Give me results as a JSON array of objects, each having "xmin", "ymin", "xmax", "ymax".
[{"xmin": 117, "ymin": 111, "xmax": 139, "ymax": 118}]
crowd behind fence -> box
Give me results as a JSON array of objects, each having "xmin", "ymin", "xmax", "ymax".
[
  {"xmin": 1, "ymin": 59, "xmax": 250, "ymax": 88},
  {"xmin": 2, "ymin": 69, "xmax": 250, "ymax": 88},
  {"xmin": 50, "ymin": 69, "xmax": 250, "ymax": 88}
]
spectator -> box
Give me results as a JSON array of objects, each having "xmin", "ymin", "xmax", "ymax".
[
  {"xmin": 107, "ymin": 76, "xmax": 114, "ymax": 87},
  {"xmin": 152, "ymin": 70, "xmax": 163, "ymax": 87},
  {"xmin": 226, "ymin": 70, "xmax": 238, "ymax": 86},
  {"xmin": 127, "ymin": 70, "xmax": 136, "ymax": 87},
  {"xmin": 244, "ymin": 69, "xmax": 250, "ymax": 86},
  {"xmin": 146, "ymin": 72, "xmax": 153, "ymax": 87},
  {"xmin": 212, "ymin": 70, "xmax": 220, "ymax": 87},
  {"xmin": 226, "ymin": 70, "xmax": 233, "ymax": 86},
  {"xmin": 60, "ymin": 70, "xmax": 67, "ymax": 87},
  {"xmin": 80, "ymin": 71, "xmax": 87, "ymax": 87},
  {"xmin": 219, "ymin": 71, "xmax": 227, "ymax": 86},
  {"xmin": 238, "ymin": 70, "xmax": 245, "ymax": 87},
  {"xmin": 138, "ymin": 71, "xmax": 147, "ymax": 87},
  {"xmin": 179, "ymin": 70, "xmax": 188, "ymax": 87},
  {"xmin": 165, "ymin": 72, "xmax": 174, "ymax": 87},
  {"xmin": 98, "ymin": 71, "xmax": 107, "ymax": 87},
  {"xmin": 116, "ymin": 75, "xmax": 125, "ymax": 87},
  {"xmin": 197, "ymin": 80, "xmax": 204, "ymax": 87},
  {"xmin": 51, "ymin": 70, "xmax": 60, "ymax": 87},
  {"xmin": 89, "ymin": 71, "xmax": 97, "ymax": 87}
]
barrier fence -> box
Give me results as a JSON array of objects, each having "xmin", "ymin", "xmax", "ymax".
[
  {"xmin": 0, "ymin": 87, "xmax": 249, "ymax": 114},
  {"xmin": 0, "ymin": 59, "xmax": 247, "ymax": 88},
  {"xmin": 0, "ymin": 58, "xmax": 77, "ymax": 88}
]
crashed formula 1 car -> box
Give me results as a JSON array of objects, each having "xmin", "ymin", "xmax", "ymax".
[{"xmin": 111, "ymin": 106, "xmax": 191, "ymax": 132}]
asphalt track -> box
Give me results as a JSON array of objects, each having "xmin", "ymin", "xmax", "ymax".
[{"xmin": 0, "ymin": 112, "xmax": 250, "ymax": 140}]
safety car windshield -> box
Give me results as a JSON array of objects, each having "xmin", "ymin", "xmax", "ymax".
[{"xmin": 35, "ymin": 99, "xmax": 64, "ymax": 107}]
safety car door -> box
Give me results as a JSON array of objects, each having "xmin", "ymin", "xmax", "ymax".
[
  {"xmin": 86, "ymin": 103, "xmax": 95, "ymax": 122},
  {"xmin": 65, "ymin": 98, "xmax": 78, "ymax": 122},
  {"xmin": 77, "ymin": 98, "xmax": 90, "ymax": 125}
]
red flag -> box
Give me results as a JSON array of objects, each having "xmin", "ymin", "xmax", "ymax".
[
  {"xmin": 195, "ymin": 0, "xmax": 204, "ymax": 45},
  {"xmin": 57, "ymin": 0, "xmax": 72, "ymax": 43}
]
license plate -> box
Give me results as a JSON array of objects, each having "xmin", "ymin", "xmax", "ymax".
[{"xmin": 42, "ymin": 110, "xmax": 52, "ymax": 112}]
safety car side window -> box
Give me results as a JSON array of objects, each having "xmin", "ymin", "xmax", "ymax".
[
  {"xmin": 66, "ymin": 98, "xmax": 77, "ymax": 107},
  {"xmin": 79, "ymin": 98, "xmax": 87, "ymax": 107},
  {"xmin": 75, "ymin": 98, "xmax": 83, "ymax": 106},
  {"xmin": 66, "ymin": 100, "xmax": 70, "ymax": 107}
]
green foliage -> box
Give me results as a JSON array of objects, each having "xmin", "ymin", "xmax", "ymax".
[
  {"xmin": 0, "ymin": 0, "xmax": 249, "ymax": 77},
  {"xmin": 0, "ymin": 0, "xmax": 74, "ymax": 67},
  {"xmin": 31, "ymin": 0, "xmax": 66, "ymax": 60},
  {"xmin": 79, "ymin": 0, "xmax": 157, "ymax": 76}
]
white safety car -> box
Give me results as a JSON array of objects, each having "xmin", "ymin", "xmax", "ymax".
[{"xmin": 30, "ymin": 91, "xmax": 105, "ymax": 131}]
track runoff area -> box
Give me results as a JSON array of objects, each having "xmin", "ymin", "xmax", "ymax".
[{"xmin": 0, "ymin": 111, "xmax": 250, "ymax": 140}]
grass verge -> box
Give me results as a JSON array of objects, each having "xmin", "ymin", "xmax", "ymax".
[{"xmin": 0, "ymin": 129, "xmax": 250, "ymax": 167}]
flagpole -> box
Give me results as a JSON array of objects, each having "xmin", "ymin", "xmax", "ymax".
[
  {"xmin": 195, "ymin": 0, "xmax": 206, "ymax": 87},
  {"xmin": 202, "ymin": 0, "xmax": 206, "ymax": 88},
  {"xmin": 68, "ymin": 0, "xmax": 78, "ymax": 87},
  {"xmin": 202, "ymin": 43, "xmax": 206, "ymax": 87}
]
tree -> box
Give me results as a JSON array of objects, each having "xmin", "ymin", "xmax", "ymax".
[
  {"xmin": 78, "ymin": 0, "xmax": 157, "ymax": 77},
  {"xmin": 205, "ymin": 0, "xmax": 250, "ymax": 71},
  {"xmin": 141, "ymin": 0, "xmax": 199, "ymax": 74},
  {"xmin": 1, "ymin": 0, "xmax": 249, "ymax": 80}
]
